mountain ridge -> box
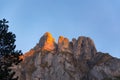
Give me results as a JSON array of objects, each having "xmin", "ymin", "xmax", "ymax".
[{"xmin": 15, "ymin": 32, "xmax": 120, "ymax": 80}]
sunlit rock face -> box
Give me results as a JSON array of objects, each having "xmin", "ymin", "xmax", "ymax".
[
  {"xmin": 15, "ymin": 32, "xmax": 120, "ymax": 80},
  {"xmin": 58, "ymin": 36, "xmax": 72, "ymax": 53},
  {"xmin": 39, "ymin": 32, "xmax": 57, "ymax": 51}
]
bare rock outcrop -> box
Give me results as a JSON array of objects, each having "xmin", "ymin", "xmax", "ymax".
[
  {"xmin": 73, "ymin": 36, "xmax": 97, "ymax": 60},
  {"xmin": 39, "ymin": 32, "xmax": 56, "ymax": 51},
  {"xmin": 58, "ymin": 36, "xmax": 72, "ymax": 53},
  {"xmin": 15, "ymin": 32, "xmax": 120, "ymax": 80}
]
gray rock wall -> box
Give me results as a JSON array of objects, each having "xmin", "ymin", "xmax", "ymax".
[{"xmin": 15, "ymin": 32, "xmax": 120, "ymax": 80}]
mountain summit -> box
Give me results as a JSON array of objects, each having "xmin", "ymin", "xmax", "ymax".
[
  {"xmin": 38, "ymin": 32, "xmax": 56, "ymax": 51},
  {"xmin": 15, "ymin": 32, "xmax": 120, "ymax": 80}
]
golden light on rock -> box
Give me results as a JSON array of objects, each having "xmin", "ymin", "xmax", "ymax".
[
  {"xmin": 20, "ymin": 50, "xmax": 35, "ymax": 60},
  {"xmin": 41, "ymin": 32, "xmax": 56, "ymax": 51}
]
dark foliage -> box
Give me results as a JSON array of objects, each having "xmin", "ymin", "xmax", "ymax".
[{"xmin": 0, "ymin": 19, "xmax": 23, "ymax": 80}]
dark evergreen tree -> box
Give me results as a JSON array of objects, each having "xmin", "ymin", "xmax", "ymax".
[{"xmin": 0, "ymin": 19, "xmax": 22, "ymax": 80}]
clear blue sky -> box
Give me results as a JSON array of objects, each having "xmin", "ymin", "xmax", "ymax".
[{"xmin": 0, "ymin": 0, "xmax": 120, "ymax": 58}]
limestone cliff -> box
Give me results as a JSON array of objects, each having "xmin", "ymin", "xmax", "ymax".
[{"xmin": 15, "ymin": 32, "xmax": 120, "ymax": 80}]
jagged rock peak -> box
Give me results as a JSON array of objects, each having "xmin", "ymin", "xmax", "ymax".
[
  {"xmin": 36, "ymin": 32, "xmax": 97, "ymax": 55},
  {"xmin": 73, "ymin": 36, "xmax": 97, "ymax": 60},
  {"xmin": 15, "ymin": 32, "xmax": 120, "ymax": 80},
  {"xmin": 58, "ymin": 36, "xmax": 72, "ymax": 53},
  {"xmin": 39, "ymin": 32, "xmax": 57, "ymax": 51}
]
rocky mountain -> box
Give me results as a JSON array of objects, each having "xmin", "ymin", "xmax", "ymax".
[{"xmin": 15, "ymin": 32, "xmax": 120, "ymax": 80}]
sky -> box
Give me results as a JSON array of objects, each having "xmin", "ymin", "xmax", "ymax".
[{"xmin": 0, "ymin": 0, "xmax": 120, "ymax": 58}]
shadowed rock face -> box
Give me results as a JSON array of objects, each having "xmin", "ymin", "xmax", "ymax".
[
  {"xmin": 73, "ymin": 36, "xmax": 97, "ymax": 60},
  {"xmin": 15, "ymin": 32, "xmax": 120, "ymax": 80}
]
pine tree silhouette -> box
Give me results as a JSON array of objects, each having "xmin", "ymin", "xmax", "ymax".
[{"xmin": 0, "ymin": 19, "xmax": 22, "ymax": 80}]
